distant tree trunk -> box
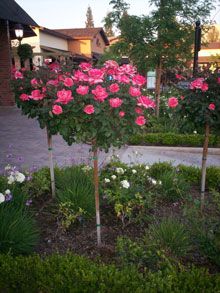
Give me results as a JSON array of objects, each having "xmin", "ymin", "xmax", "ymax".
[
  {"xmin": 155, "ymin": 59, "xmax": 162, "ymax": 117},
  {"xmin": 93, "ymin": 146, "xmax": 101, "ymax": 246},
  {"xmin": 201, "ymin": 123, "xmax": 210, "ymax": 211}
]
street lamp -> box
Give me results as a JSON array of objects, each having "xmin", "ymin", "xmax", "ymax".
[
  {"xmin": 14, "ymin": 23, "xmax": 24, "ymax": 44},
  {"xmin": 193, "ymin": 20, "xmax": 201, "ymax": 77}
]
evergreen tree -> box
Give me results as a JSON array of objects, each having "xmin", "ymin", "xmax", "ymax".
[{"xmin": 85, "ymin": 6, "xmax": 94, "ymax": 28}]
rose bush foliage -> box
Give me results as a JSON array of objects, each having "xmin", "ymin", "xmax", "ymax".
[
  {"xmin": 168, "ymin": 74, "xmax": 220, "ymax": 130},
  {"xmin": 12, "ymin": 61, "xmax": 155, "ymax": 150}
]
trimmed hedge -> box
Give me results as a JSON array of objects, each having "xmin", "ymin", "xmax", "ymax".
[
  {"xmin": 0, "ymin": 253, "xmax": 220, "ymax": 292},
  {"xmin": 129, "ymin": 132, "xmax": 220, "ymax": 147}
]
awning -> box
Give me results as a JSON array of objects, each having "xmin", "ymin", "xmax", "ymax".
[{"xmin": 40, "ymin": 45, "xmax": 71, "ymax": 57}]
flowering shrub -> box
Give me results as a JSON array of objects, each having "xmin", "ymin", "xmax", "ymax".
[
  {"xmin": 12, "ymin": 60, "xmax": 155, "ymax": 149},
  {"xmin": 168, "ymin": 74, "xmax": 220, "ymax": 129}
]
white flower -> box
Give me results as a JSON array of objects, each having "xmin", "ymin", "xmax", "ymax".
[
  {"xmin": 116, "ymin": 167, "xmax": 124, "ymax": 174},
  {"xmin": 158, "ymin": 180, "xmax": 162, "ymax": 185},
  {"xmin": 7, "ymin": 174, "xmax": 15, "ymax": 185},
  {"xmin": 5, "ymin": 164, "xmax": 11, "ymax": 171},
  {"xmin": 132, "ymin": 169, "xmax": 137, "ymax": 174},
  {"xmin": 145, "ymin": 165, "xmax": 150, "ymax": 170},
  {"xmin": 0, "ymin": 193, "xmax": 5, "ymax": 204},
  {"xmin": 193, "ymin": 130, "xmax": 197, "ymax": 134},
  {"xmin": 151, "ymin": 179, "xmax": 157, "ymax": 185},
  {"xmin": 121, "ymin": 180, "xmax": 130, "ymax": 189},
  {"xmin": 104, "ymin": 178, "xmax": 110, "ymax": 183},
  {"xmin": 82, "ymin": 165, "xmax": 92, "ymax": 172},
  {"xmin": 5, "ymin": 189, "xmax": 11, "ymax": 195},
  {"xmin": 111, "ymin": 175, "xmax": 117, "ymax": 180},
  {"xmin": 15, "ymin": 172, "xmax": 25, "ymax": 183}
]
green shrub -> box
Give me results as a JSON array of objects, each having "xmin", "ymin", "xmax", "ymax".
[
  {"xmin": 22, "ymin": 167, "xmax": 51, "ymax": 198},
  {"xmin": 0, "ymin": 253, "xmax": 219, "ymax": 292},
  {"xmin": 177, "ymin": 164, "xmax": 200, "ymax": 184},
  {"xmin": 148, "ymin": 162, "xmax": 174, "ymax": 180},
  {"xmin": 147, "ymin": 218, "xmax": 191, "ymax": 257},
  {"xmin": 56, "ymin": 166, "xmax": 95, "ymax": 218},
  {"xmin": 206, "ymin": 166, "xmax": 220, "ymax": 190},
  {"xmin": 157, "ymin": 170, "xmax": 190, "ymax": 202},
  {"xmin": 0, "ymin": 204, "xmax": 39, "ymax": 254},
  {"xmin": 129, "ymin": 132, "xmax": 220, "ymax": 147}
]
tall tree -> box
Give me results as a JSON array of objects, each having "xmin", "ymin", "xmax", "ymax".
[
  {"xmin": 85, "ymin": 6, "xmax": 94, "ymax": 28},
  {"xmin": 107, "ymin": 0, "xmax": 215, "ymax": 116},
  {"xmin": 103, "ymin": 12, "xmax": 115, "ymax": 37}
]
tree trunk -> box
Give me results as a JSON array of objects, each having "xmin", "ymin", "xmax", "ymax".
[
  {"xmin": 155, "ymin": 59, "xmax": 162, "ymax": 117},
  {"xmin": 46, "ymin": 127, "xmax": 56, "ymax": 198},
  {"xmin": 201, "ymin": 123, "xmax": 210, "ymax": 211},
  {"xmin": 93, "ymin": 147, "xmax": 101, "ymax": 246}
]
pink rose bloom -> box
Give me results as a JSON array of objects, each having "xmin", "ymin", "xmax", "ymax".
[
  {"xmin": 208, "ymin": 103, "xmax": 215, "ymax": 110},
  {"xmin": 79, "ymin": 62, "xmax": 92, "ymax": 71},
  {"xmin": 119, "ymin": 111, "xmax": 125, "ymax": 117},
  {"xmin": 180, "ymin": 95, "xmax": 184, "ymax": 100},
  {"xmin": 217, "ymin": 77, "xmax": 220, "ymax": 84},
  {"xmin": 175, "ymin": 74, "xmax": 184, "ymax": 80},
  {"xmin": 115, "ymin": 74, "xmax": 130, "ymax": 84},
  {"xmin": 109, "ymin": 98, "xmax": 123, "ymax": 108},
  {"xmin": 42, "ymin": 86, "xmax": 47, "ymax": 93},
  {"xmin": 14, "ymin": 71, "xmax": 23, "ymax": 79},
  {"xmin": 190, "ymin": 78, "xmax": 204, "ymax": 90},
  {"xmin": 129, "ymin": 86, "xmax": 141, "ymax": 97},
  {"xmin": 76, "ymin": 85, "xmax": 89, "ymax": 95},
  {"xmin": 64, "ymin": 77, "xmax": 74, "ymax": 87},
  {"xmin": 72, "ymin": 70, "xmax": 89, "ymax": 82},
  {"xmin": 168, "ymin": 97, "xmax": 178, "ymax": 108},
  {"xmin": 109, "ymin": 83, "xmax": 120, "ymax": 93},
  {"xmin": 29, "ymin": 90, "xmax": 44, "ymax": 101},
  {"xmin": 132, "ymin": 74, "xmax": 146, "ymax": 87},
  {"xmin": 117, "ymin": 64, "xmax": 137, "ymax": 76},
  {"xmin": 84, "ymin": 104, "xmax": 95, "ymax": 114},
  {"xmin": 135, "ymin": 116, "xmax": 146, "ymax": 126},
  {"xmin": 92, "ymin": 85, "xmax": 108, "ymax": 102},
  {"xmin": 135, "ymin": 107, "xmax": 143, "ymax": 114},
  {"xmin": 20, "ymin": 93, "xmax": 29, "ymax": 101},
  {"xmin": 48, "ymin": 62, "xmax": 61, "ymax": 72},
  {"xmin": 47, "ymin": 79, "xmax": 59, "ymax": 86},
  {"xmin": 56, "ymin": 89, "xmax": 73, "ymax": 104},
  {"xmin": 52, "ymin": 105, "xmax": 63, "ymax": 115},
  {"xmin": 104, "ymin": 60, "xmax": 119, "ymax": 69},
  {"xmin": 201, "ymin": 82, "xmax": 208, "ymax": 92},
  {"xmin": 31, "ymin": 78, "xmax": 39, "ymax": 86},
  {"xmin": 88, "ymin": 68, "xmax": 104, "ymax": 81},
  {"xmin": 137, "ymin": 96, "xmax": 156, "ymax": 108}
]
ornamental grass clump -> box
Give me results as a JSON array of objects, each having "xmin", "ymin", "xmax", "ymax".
[{"xmin": 12, "ymin": 60, "xmax": 156, "ymax": 245}]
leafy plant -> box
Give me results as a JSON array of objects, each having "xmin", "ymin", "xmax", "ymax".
[
  {"xmin": 147, "ymin": 218, "xmax": 191, "ymax": 257},
  {"xmin": 157, "ymin": 170, "xmax": 190, "ymax": 202},
  {"xmin": 56, "ymin": 166, "xmax": 95, "ymax": 218},
  {"xmin": 58, "ymin": 201, "xmax": 85, "ymax": 231},
  {"xmin": 0, "ymin": 203, "xmax": 39, "ymax": 254},
  {"xmin": 17, "ymin": 43, "xmax": 33, "ymax": 62},
  {"xmin": 148, "ymin": 162, "xmax": 173, "ymax": 180}
]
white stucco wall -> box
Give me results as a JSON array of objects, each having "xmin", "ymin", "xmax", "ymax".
[{"xmin": 39, "ymin": 31, "xmax": 68, "ymax": 51}]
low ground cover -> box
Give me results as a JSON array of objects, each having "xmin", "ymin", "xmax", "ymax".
[{"xmin": 0, "ymin": 160, "xmax": 220, "ymax": 291}]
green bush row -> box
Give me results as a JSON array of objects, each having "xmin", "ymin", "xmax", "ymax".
[
  {"xmin": 0, "ymin": 253, "xmax": 220, "ymax": 292},
  {"xmin": 129, "ymin": 132, "xmax": 220, "ymax": 147}
]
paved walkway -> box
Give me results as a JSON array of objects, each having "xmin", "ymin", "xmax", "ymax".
[{"xmin": 0, "ymin": 107, "xmax": 220, "ymax": 171}]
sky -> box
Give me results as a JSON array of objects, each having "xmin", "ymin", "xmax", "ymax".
[{"xmin": 16, "ymin": 0, "xmax": 220, "ymax": 30}]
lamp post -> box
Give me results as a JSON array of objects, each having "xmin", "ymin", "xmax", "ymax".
[
  {"xmin": 193, "ymin": 20, "xmax": 201, "ymax": 77},
  {"xmin": 14, "ymin": 23, "xmax": 24, "ymax": 45}
]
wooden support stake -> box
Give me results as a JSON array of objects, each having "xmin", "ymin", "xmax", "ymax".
[{"xmin": 46, "ymin": 127, "xmax": 55, "ymax": 198}]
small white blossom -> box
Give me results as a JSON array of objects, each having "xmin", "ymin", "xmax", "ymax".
[
  {"xmin": 132, "ymin": 169, "xmax": 137, "ymax": 174},
  {"xmin": 7, "ymin": 174, "xmax": 15, "ymax": 185},
  {"xmin": 5, "ymin": 189, "xmax": 11, "ymax": 195},
  {"xmin": 111, "ymin": 175, "xmax": 117, "ymax": 180},
  {"xmin": 121, "ymin": 180, "xmax": 130, "ymax": 189},
  {"xmin": 4, "ymin": 164, "xmax": 11, "ymax": 171},
  {"xmin": 104, "ymin": 178, "xmax": 110, "ymax": 183},
  {"xmin": 151, "ymin": 179, "xmax": 157, "ymax": 185},
  {"xmin": 158, "ymin": 180, "xmax": 162, "ymax": 185},
  {"xmin": 193, "ymin": 130, "xmax": 197, "ymax": 134},
  {"xmin": 145, "ymin": 165, "xmax": 150, "ymax": 170},
  {"xmin": 0, "ymin": 193, "xmax": 5, "ymax": 203},
  {"xmin": 82, "ymin": 165, "xmax": 92, "ymax": 172},
  {"xmin": 15, "ymin": 172, "xmax": 25, "ymax": 183},
  {"xmin": 116, "ymin": 168, "xmax": 124, "ymax": 174}
]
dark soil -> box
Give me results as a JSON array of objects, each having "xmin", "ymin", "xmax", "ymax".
[{"xmin": 32, "ymin": 187, "xmax": 220, "ymax": 272}]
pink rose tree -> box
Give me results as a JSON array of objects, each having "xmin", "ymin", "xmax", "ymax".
[
  {"xmin": 168, "ymin": 74, "xmax": 220, "ymax": 210},
  {"xmin": 12, "ymin": 60, "xmax": 156, "ymax": 245}
]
